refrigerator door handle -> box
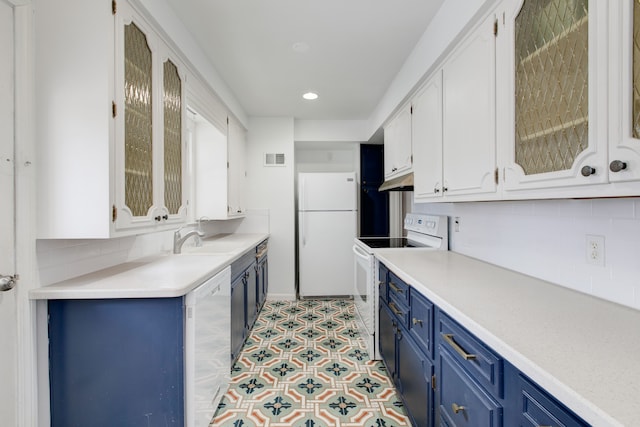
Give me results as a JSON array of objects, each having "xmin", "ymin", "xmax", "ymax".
[{"xmin": 301, "ymin": 213, "xmax": 306, "ymax": 246}]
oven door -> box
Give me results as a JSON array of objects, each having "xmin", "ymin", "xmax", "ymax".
[{"xmin": 352, "ymin": 243, "xmax": 376, "ymax": 358}]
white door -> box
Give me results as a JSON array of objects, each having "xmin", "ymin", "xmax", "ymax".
[
  {"xmin": 0, "ymin": 2, "xmax": 17, "ymax": 425},
  {"xmin": 298, "ymin": 172, "xmax": 356, "ymax": 211},
  {"xmin": 442, "ymin": 12, "xmax": 497, "ymax": 197},
  {"xmin": 298, "ymin": 211, "xmax": 356, "ymax": 297},
  {"xmin": 412, "ymin": 70, "xmax": 444, "ymax": 201}
]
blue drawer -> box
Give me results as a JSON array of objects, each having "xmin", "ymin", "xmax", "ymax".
[
  {"xmin": 388, "ymin": 294, "xmax": 410, "ymax": 327},
  {"xmin": 517, "ymin": 374, "xmax": 589, "ymax": 427},
  {"xmin": 437, "ymin": 310, "xmax": 504, "ymax": 398},
  {"xmin": 388, "ymin": 270, "xmax": 410, "ymax": 306},
  {"xmin": 438, "ymin": 347, "xmax": 502, "ymax": 427}
]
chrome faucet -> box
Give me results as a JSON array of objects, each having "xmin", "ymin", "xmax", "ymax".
[{"xmin": 173, "ymin": 228, "xmax": 205, "ymax": 254}]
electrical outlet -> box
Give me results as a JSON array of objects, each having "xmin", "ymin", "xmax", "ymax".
[{"xmin": 586, "ymin": 235, "xmax": 605, "ymax": 267}]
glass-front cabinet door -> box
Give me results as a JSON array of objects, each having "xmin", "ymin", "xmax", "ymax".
[
  {"xmin": 114, "ymin": 2, "xmax": 187, "ymax": 231},
  {"xmin": 160, "ymin": 53, "xmax": 188, "ymax": 224},
  {"xmin": 501, "ymin": 0, "xmax": 609, "ymax": 191},
  {"xmin": 608, "ymin": 0, "xmax": 640, "ymax": 183}
]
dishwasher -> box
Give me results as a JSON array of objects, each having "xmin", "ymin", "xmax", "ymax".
[{"xmin": 185, "ymin": 266, "xmax": 231, "ymax": 427}]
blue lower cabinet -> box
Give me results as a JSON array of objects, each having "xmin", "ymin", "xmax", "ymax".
[
  {"xmin": 48, "ymin": 298, "xmax": 184, "ymax": 427},
  {"xmin": 379, "ymin": 299, "xmax": 398, "ymax": 383},
  {"xmin": 438, "ymin": 347, "xmax": 503, "ymax": 427},
  {"xmin": 257, "ymin": 255, "xmax": 268, "ymax": 309},
  {"xmin": 245, "ymin": 264, "xmax": 258, "ymax": 330},
  {"xmin": 377, "ymin": 266, "xmax": 593, "ymax": 427},
  {"xmin": 398, "ymin": 323, "xmax": 434, "ymax": 427},
  {"xmin": 230, "ymin": 272, "xmax": 246, "ymax": 362}
]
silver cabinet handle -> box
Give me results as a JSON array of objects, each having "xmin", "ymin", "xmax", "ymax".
[
  {"xmin": 581, "ymin": 165, "xmax": 596, "ymax": 177},
  {"xmin": 442, "ymin": 333, "xmax": 476, "ymax": 360},
  {"xmin": 0, "ymin": 274, "xmax": 18, "ymax": 292},
  {"xmin": 610, "ymin": 160, "xmax": 628, "ymax": 173}
]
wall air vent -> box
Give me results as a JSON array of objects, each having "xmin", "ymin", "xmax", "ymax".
[{"xmin": 264, "ymin": 153, "xmax": 286, "ymax": 167}]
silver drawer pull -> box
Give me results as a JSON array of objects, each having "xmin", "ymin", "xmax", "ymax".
[
  {"xmin": 452, "ymin": 403, "xmax": 466, "ymax": 414},
  {"xmin": 412, "ymin": 318, "xmax": 423, "ymax": 327},
  {"xmin": 389, "ymin": 302, "xmax": 403, "ymax": 317},
  {"xmin": 443, "ymin": 333, "xmax": 476, "ymax": 360},
  {"xmin": 389, "ymin": 282, "xmax": 403, "ymax": 293}
]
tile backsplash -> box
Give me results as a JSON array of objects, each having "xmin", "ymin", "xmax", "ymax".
[{"xmin": 413, "ymin": 197, "xmax": 640, "ymax": 310}]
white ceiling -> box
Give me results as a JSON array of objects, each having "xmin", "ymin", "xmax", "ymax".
[{"xmin": 164, "ymin": 0, "xmax": 444, "ymax": 120}]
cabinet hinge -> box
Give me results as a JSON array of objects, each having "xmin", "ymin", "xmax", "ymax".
[
  {"xmin": 112, "ymin": 0, "xmax": 117, "ymax": 15},
  {"xmin": 493, "ymin": 19, "xmax": 498, "ymax": 37},
  {"xmin": 227, "ymin": 161, "xmax": 230, "ymax": 169},
  {"xmin": 494, "ymin": 167, "xmax": 499, "ymax": 184},
  {"xmin": 431, "ymin": 374, "xmax": 436, "ymax": 390},
  {"xmin": 111, "ymin": 204, "xmax": 117, "ymax": 222},
  {"xmin": 410, "ymin": 105, "xmax": 413, "ymax": 115},
  {"xmin": 112, "ymin": 101, "xmax": 117, "ymax": 118}
]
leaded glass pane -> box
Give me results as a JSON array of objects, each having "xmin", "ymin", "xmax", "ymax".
[
  {"xmin": 124, "ymin": 22, "xmax": 153, "ymax": 217},
  {"xmin": 163, "ymin": 59, "xmax": 182, "ymax": 215},
  {"xmin": 514, "ymin": 0, "xmax": 589, "ymax": 175},
  {"xmin": 633, "ymin": 0, "xmax": 640, "ymax": 138}
]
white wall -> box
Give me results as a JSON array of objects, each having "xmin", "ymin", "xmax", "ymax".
[
  {"xmin": 246, "ymin": 118, "xmax": 296, "ymax": 299},
  {"xmin": 295, "ymin": 141, "xmax": 359, "ymax": 174},
  {"xmin": 412, "ymin": 197, "xmax": 640, "ymax": 311},
  {"xmin": 294, "ymin": 120, "xmax": 369, "ymax": 142}
]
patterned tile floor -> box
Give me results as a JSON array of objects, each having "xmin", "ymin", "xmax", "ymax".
[{"xmin": 210, "ymin": 299, "xmax": 411, "ymax": 427}]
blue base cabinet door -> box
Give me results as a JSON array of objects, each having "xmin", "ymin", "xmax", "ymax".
[
  {"xmin": 379, "ymin": 300, "xmax": 398, "ymax": 383},
  {"xmin": 231, "ymin": 273, "xmax": 246, "ymax": 362},
  {"xmin": 397, "ymin": 324, "xmax": 434, "ymax": 427},
  {"xmin": 245, "ymin": 265, "xmax": 258, "ymax": 330},
  {"xmin": 48, "ymin": 298, "xmax": 184, "ymax": 427}
]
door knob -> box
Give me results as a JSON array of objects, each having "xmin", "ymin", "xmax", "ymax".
[
  {"xmin": 609, "ymin": 160, "xmax": 627, "ymax": 173},
  {"xmin": 580, "ymin": 166, "xmax": 596, "ymax": 177}
]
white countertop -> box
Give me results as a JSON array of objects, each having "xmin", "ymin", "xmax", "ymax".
[
  {"xmin": 375, "ymin": 249, "xmax": 639, "ymax": 427},
  {"xmin": 30, "ymin": 233, "xmax": 269, "ymax": 300}
]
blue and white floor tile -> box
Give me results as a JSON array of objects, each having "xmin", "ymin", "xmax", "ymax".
[{"xmin": 210, "ymin": 300, "xmax": 410, "ymax": 427}]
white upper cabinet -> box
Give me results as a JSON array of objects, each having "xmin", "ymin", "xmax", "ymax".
[
  {"xmin": 191, "ymin": 114, "xmax": 247, "ymax": 220},
  {"xmin": 36, "ymin": 0, "xmax": 187, "ymax": 238},
  {"xmin": 413, "ymin": 71, "xmax": 444, "ymax": 201},
  {"xmin": 383, "ymin": 103, "xmax": 413, "ymax": 179},
  {"xmin": 500, "ymin": 0, "xmax": 609, "ymax": 193},
  {"xmin": 608, "ymin": 0, "xmax": 640, "ymax": 184},
  {"xmin": 226, "ymin": 116, "xmax": 247, "ymax": 218},
  {"xmin": 442, "ymin": 12, "xmax": 498, "ymax": 199},
  {"xmin": 114, "ymin": 1, "xmax": 188, "ymax": 231}
]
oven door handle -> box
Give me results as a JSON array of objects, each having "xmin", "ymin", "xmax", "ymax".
[{"xmin": 352, "ymin": 244, "xmax": 370, "ymax": 261}]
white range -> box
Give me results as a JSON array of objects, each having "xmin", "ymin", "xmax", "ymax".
[{"xmin": 352, "ymin": 213, "xmax": 449, "ymax": 359}]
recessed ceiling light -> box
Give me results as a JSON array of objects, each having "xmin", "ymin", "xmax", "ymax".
[{"xmin": 303, "ymin": 92, "xmax": 318, "ymax": 100}]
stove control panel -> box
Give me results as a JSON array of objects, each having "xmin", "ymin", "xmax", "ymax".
[{"xmin": 404, "ymin": 213, "xmax": 448, "ymax": 237}]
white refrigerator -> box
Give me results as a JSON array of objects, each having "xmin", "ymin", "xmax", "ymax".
[{"xmin": 298, "ymin": 172, "xmax": 357, "ymax": 297}]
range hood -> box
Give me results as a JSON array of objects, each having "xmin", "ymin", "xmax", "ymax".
[{"xmin": 378, "ymin": 172, "xmax": 414, "ymax": 191}]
